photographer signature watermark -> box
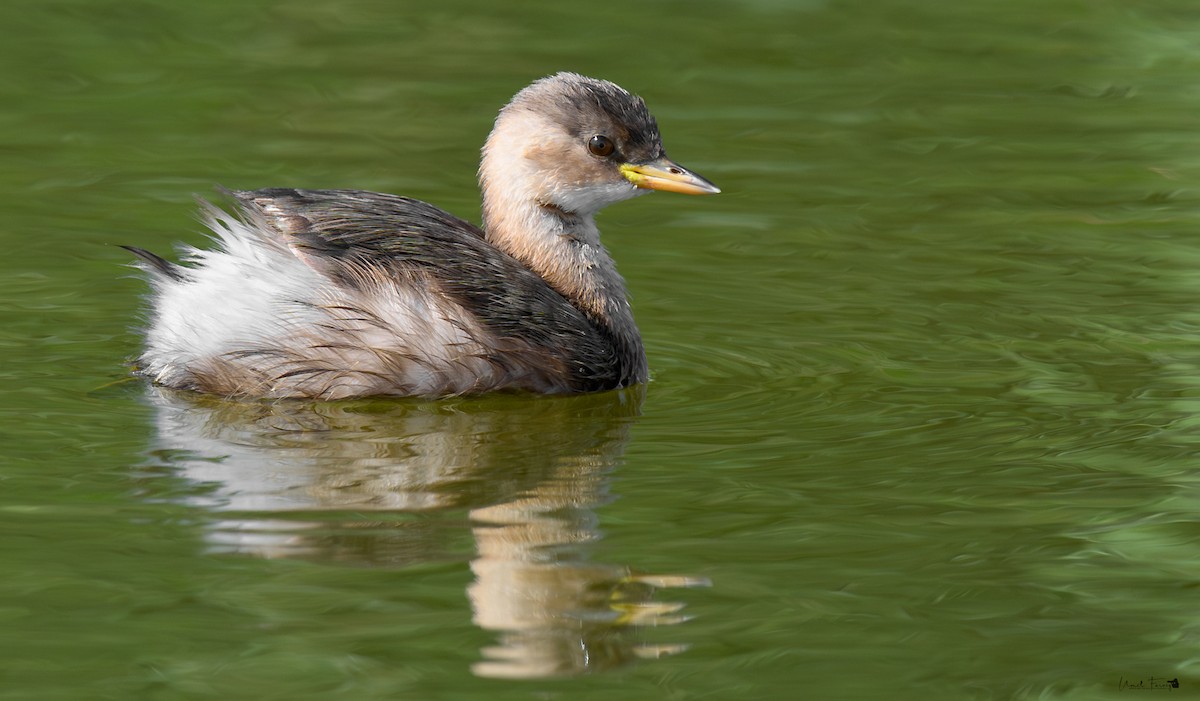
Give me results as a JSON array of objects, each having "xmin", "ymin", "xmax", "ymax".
[{"xmin": 1119, "ymin": 676, "xmax": 1180, "ymax": 691}]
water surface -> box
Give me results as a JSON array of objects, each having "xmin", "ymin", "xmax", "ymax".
[{"xmin": 4, "ymin": 1, "xmax": 1200, "ymax": 699}]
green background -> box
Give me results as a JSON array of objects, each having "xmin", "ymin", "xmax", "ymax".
[{"xmin": 4, "ymin": 0, "xmax": 1200, "ymax": 698}]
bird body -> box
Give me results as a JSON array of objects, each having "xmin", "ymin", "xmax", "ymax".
[{"xmin": 127, "ymin": 73, "xmax": 718, "ymax": 399}]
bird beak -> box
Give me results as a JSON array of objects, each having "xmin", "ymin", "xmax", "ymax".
[{"xmin": 620, "ymin": 157, "xmax": 721, "ymax": 195}]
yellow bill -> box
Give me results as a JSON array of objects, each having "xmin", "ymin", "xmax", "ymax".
[{"xmin": 620, "ymin": 157, "xmax": 721, "ymax": 195}]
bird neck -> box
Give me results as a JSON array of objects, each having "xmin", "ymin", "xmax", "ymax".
[
  {"xmin": 481, "ymin": 190, "xmax": 646, "ymax": 374},
  {"xmin": 482, "ymin": 193, "xmax": 633, "ymax": 324}
]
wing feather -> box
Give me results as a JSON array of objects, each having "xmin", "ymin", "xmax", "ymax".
[{"xmin": 230, "ymin": 188, "xmax": 623, "ymax": 392}]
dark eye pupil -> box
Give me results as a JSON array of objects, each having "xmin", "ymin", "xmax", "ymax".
[{"xmin": 588, "ymin": 135, "xmax": 614, "ymax": 157}]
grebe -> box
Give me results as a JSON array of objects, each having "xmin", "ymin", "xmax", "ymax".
[{"xmin": 125, "ymin": 72, "xmax": 719, "ymax": 399}]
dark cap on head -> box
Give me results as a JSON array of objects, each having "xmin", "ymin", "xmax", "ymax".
[{"xmin": 505, "ymin": 72, "xmax": 664, "ymax": 158}]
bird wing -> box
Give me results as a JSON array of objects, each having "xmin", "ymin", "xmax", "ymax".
[{"xmin": 228, "ymin": 188, "xmax": 624, "ymax": 391}]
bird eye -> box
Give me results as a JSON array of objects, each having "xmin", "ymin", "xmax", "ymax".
[{"xmin": 587, "ymin": 135, "xmax": 615, "ymax": 157}]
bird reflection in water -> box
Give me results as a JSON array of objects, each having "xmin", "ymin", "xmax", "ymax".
[{"xmin": 136, "ymin": 386, "xmax": 708, "ymax": 678}]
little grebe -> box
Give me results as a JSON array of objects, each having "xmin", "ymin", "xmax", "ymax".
[{"xmin": 126, "ymin": 73, "xmax": 719, "ymax": 399}]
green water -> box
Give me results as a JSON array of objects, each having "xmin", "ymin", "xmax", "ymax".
[{"xmin": 5, "ymin": 0, "xmax": 1200, "ymax": 698}]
